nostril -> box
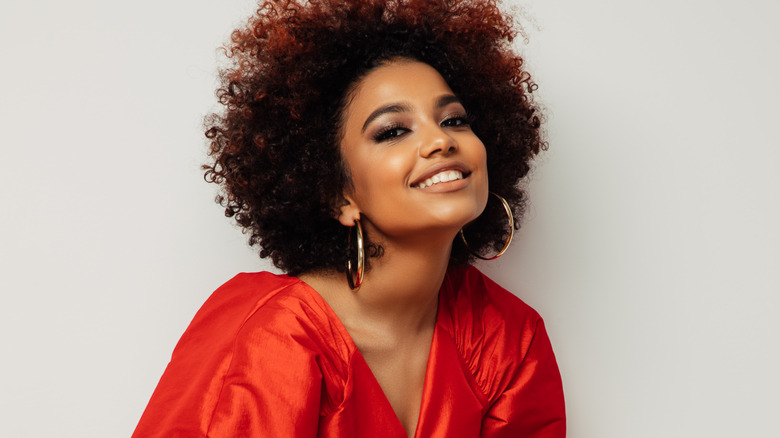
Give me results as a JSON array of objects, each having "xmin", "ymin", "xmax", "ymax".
[{"xmin": 420, "ymin": 130, "xmax": 458, "ymax": 157}]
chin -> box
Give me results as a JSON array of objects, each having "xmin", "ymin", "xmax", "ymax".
[{"xmin": 430, "ymin": 201, "xmax": 486, "ymax": 230}]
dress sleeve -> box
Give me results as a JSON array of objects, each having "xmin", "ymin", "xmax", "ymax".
[
  {"xmin": 480, "ymin": 319, "xmax": 566, "ymax": 438},
  {"xmin": 132, "ymin": 279, "xmax": 329, "ymax": 437},
  {"xmin": 204, "ymin": 303, "xmax": 324, "ymax": 436}
]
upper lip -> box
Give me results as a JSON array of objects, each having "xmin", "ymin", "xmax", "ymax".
[{"xmin": 410, "ymin": 160, "xmax": 471, "ymax": 187}]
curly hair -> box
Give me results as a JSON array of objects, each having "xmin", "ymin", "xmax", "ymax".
[{"xmin": 203, "ymin": 0, "xmax": 544, "ymax": 275}]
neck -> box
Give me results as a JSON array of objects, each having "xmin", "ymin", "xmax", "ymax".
[{"xmin": 300, "ymin": 229, "xmax": 456, "ymax": 342}]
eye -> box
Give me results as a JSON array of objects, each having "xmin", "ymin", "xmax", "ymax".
[
  {"xmin": 441, "ymin": 114, "xmax": 470, "ymax": 128},
  {"xmin": 373, "ymin": 124, "xmax": 409, "ymax": 142}
]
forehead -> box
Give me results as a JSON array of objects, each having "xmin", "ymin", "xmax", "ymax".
[{"xmin": 344, "ymin": 60, "xmax": 455, "ymax": 118}]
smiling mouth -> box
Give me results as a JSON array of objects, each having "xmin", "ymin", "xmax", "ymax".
[{"xmin": 413, "ymin": 170, "xmax": 468, "ymax": 189}]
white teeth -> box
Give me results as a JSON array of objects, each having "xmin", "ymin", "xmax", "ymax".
[{"xmin": 415, "ymin": 170, "xmax": 464, "ymax": 188}]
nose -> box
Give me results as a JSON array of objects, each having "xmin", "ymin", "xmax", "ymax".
[{"xmin": 419, "ymin": 124, "xmax": 458, "ymax": 158}]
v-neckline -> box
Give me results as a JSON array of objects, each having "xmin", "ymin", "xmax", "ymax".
[{"xmin": 293, "ymin": 275, "xmax": 448, "ymax": 438}]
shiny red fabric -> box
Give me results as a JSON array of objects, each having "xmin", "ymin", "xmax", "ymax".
[{"xmin": 133, "ymin": 265, "xmax": 565, "ymax": 437}]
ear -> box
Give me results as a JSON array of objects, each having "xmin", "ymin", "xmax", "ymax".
[{"xmin": 336, "ymin": 194, "xmax": 361, "ymax": 227}]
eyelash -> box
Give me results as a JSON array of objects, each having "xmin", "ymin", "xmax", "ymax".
[
  {"xmin": 372, "ymin": 113, "xmax": 471, "ymax": 143},
  {"xmin": 373, "ymin": 123, "xmax": 408, "ymax": 142},
  {"xmin": 441, "ymin": 113, "xmax": 471, "ymax": 128}
]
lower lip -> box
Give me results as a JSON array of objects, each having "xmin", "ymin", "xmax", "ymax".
[{"xmin": 413, "ymin": 177, "xmax": 470, "ymax": 193}]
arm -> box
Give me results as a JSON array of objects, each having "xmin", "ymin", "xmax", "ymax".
[
  {"xmin": 481, "ymin": 319, "xmax": 566, "ymax": 438},
  {"xmin": 205, "ymin": 305, "xmax": 324, "ymax": 436},
  {"xmin": 133, "ymin": 288, "xmax": 325, "ymax": 437}
]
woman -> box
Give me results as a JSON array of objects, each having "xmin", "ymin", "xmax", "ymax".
[{"xmin": 133, "ymin": 0, "xmax": 565, "ymax": 436}]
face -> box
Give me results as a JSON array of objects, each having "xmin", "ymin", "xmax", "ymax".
[{"xmin": 337, "ymin": 59, "xmax": 489, "ymax": 243}]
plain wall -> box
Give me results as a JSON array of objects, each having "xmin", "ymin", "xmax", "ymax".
[{"xmin": 1, "ymin": 0, "xmax": 777, "ymax": 436}]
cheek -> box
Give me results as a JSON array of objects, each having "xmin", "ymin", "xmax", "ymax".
[
  {"xmin": 382, "ymin": 151, "xmax": 413, "ymax": 184},
  {"xmin": 348, "ymin": 148, "xmax": 411, "ymax": 209},
  {"xmin": 468, "ymin": 139, "xmax": 488, "ymax": 182},
  {"xmin": 470, "ymin": 140, "xmax": 490, "ymax": 208},
  {"xmin": 360, "ymin": 150, "xmax": 409, "ymax": 187}
]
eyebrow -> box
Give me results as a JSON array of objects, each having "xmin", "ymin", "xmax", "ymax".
[
  {"xmin": 361, "ymin": 104, "xmax": 411, "ymax": 133},
  {"xmin": 436, "ymin": 94, "xmax": 462, "ymax": 109},
  {"xmin": 360, "ymin": 94, "xmax": 463, "ymax": 133}
]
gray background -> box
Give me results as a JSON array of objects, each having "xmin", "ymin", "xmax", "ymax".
[{"xmin": 1, "ymin": 0, "xmax": 778, "ymax": 436}]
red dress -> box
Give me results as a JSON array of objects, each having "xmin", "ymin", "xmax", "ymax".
[{"xmin": 133, "ymin": 265, "xmax": 565, "ymax": 437}]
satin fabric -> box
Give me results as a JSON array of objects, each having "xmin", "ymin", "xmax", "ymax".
[{"xmin": 133, "ymin": 265, "xmax": 565, "ymax": 437}]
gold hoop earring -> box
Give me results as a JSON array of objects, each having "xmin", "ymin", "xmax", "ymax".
[
  {"xmin": 346, "ymin": 218, "xmax": 364, "ymax": 291},
  {"xmin": 459, "ymin": 192, "xmax": 514, "ymax": 260}
]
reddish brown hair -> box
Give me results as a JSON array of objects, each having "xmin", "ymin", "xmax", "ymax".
[{"xmin": 204, "ymin": 0, "xmax": 544, "ymax": 274}]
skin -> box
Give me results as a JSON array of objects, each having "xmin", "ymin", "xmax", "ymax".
[{"xmin": 299, "ymin": 59, "xmax": 488, "ymax": 437}]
